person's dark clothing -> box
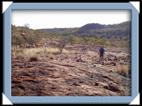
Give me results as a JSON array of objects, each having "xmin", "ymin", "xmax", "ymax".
[{"xmin": 99, "ymin": 47, "xmax": 105, "ymax": 57}]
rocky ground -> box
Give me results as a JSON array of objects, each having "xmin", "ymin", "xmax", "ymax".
[{"xmin": 12, "ymin": 46, "xmax": 131, "ymax": 96}]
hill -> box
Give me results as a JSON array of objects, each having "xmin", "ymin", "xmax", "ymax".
[
  {"xmin": 76, "ymin": 21, "xmax": 130, "ymax": 39},
  {"xmin": 12, "ymin": 21, "xmax": 130, "ymax": 48},
  {"xmin": 38, "ymin": 21, "xmax": 130, "ymax": 40}
]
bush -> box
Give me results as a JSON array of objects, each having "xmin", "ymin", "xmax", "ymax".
[
  {"xmin": 12, "ymin": 25, "xmax": 44, "ymax": 48},
  {"xmin": 117, "ymin": 64, "xmax": 130, "ymax": 77},
  {"xmin": 29, "ymin": 56, "xmax": 38, "ymax": 62}
]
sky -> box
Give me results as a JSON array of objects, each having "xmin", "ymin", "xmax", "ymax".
[{"xmin": 12, "ymin": 10, "xmax": 130, "ymax": 29}]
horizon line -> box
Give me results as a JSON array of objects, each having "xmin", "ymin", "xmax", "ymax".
[{"xmin": 12, "ymin": 20, "xmax": 130, "ymax": 30}]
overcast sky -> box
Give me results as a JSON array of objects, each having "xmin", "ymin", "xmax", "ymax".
[{"xmin": 12, "ymin": 10, "xmax": 130, "ymax": 29}]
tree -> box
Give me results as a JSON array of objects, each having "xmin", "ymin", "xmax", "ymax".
[
  {"xmin": 58, "ymin": 37, "xmax": 68, "ymax": 54},
  {"xmin": 24, "ymin": 23, "xmax": 30, "ymax": 29},
  {"xmin": 67, "ymin": 35, "xmax": 76, "ymax": 45}
]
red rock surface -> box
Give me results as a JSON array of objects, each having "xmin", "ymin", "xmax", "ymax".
[{"xmin": 12, "ymin": 48, "xmax": 130, "ymax": 96}]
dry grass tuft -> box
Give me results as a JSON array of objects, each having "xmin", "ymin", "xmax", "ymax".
[{"xmin": 117, "ymin": 64, "xmax": 130, "ymax": 77}]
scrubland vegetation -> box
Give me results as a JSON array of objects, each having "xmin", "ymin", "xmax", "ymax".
[{"xmin": 12, "ymin": 22, "xmax": 131, "ymax": 96}]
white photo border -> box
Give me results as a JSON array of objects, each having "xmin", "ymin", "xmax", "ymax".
[{"xmin": 3, "ymin": 2, "xmax": 139, "ymax": 104}]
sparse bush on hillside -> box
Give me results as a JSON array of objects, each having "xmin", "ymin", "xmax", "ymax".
[
  {"xmin": 67, "ymin": 35, "xmax": 75, "ymax": 45},
  {"xmin": 12, "ymin": 24, "xmax": 129, "ymax": 48},
  {"xmin": 12, "ymin": 25, "xmax": 45, "ymax": 48}
]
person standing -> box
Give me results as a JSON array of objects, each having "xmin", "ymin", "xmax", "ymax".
[{"xmin": 98, "ymin": 46, "xmax": 105, "ymax": 64}]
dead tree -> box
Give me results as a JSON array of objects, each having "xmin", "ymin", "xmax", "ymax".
[
  {"xmin": 43, "ymin": 41, "xmax": 48, "ymax": 54},
  {"xmin": 58, "ymin": 38, "xmax": 68, "ymax": 54},
  {"xmin": 20, "ymin": 32, "xmax": 28, "ymax": 48},
  {"xmin": 20, "ymin": 32, "xmax": 36, "ymax": 48}
]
